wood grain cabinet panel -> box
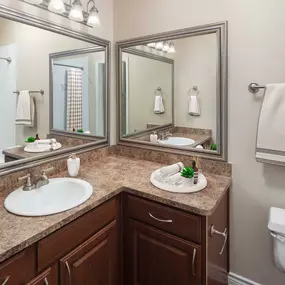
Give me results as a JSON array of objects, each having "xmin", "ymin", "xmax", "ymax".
[
  {"xmin": 0, "ymin": 246, "xmax": 36, "ymax": 285},
  {"xmin": 25, "ymin": 264, "xmax": 58, "ymax": 285},
  {"xmin": 60, "ymin": 221, "xmax": 117, "ymax": 285},
  {"xmin": 125, "ymin": 219, "xmax": 202, "ymax": 285}
]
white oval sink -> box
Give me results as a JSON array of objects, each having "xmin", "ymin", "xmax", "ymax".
[
  {"xmin": 24, "ymin": 142, "xmax": 62, "ymax": 153},
  {"xmin": 4, "ymin": 178, "xmax": 93, "ymax": 217},
  {"xmin": 158, "ymin": 137, "xmax": 195, "ymax": 146}
]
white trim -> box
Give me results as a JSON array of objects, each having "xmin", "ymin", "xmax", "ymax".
[{"xmin": 228, "ymin": 272, "xmax": 263, "ymax": 285}]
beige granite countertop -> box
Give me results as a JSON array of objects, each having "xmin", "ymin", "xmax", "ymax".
[{"xmin": 0, "ymin": 155, "xmax": 231, "ymax": 263}]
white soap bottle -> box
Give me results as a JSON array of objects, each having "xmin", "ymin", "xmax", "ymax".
[
  {"xmin": 67, "ymin": 153, "xmax": 80, "ymax": 177},
  {"xmin": 150, "ymin": 131, "xmax": 158, "ymax": 143}
]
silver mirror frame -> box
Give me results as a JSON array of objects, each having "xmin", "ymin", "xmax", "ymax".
[
  {"xmin": 116, "ymin": 21, "xmax": 228, "ymax": 161},
  {"xmin": 49, "ymin": 46, "xmax": 107, "ymax": 140},
  {"xmin": 0, "ymin": 4, "xmax": 110, "ymax": 175}
]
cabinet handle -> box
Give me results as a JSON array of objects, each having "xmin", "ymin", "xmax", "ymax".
[
  {"xmin": 192, "ymin": 248, "xmax": 197, "ymax": 276},
  {"xmin": 1, "ymin": 277, "xmax": 10, "ymax": 285},
  {"xmin": 210, "ymin": 225, "xmax": 228, "ymax": 255},
  {"xmin": 44, "ymin": 278, "xmax": 49, "ymax": 285},
  {"xmin": 148, "ymin": 212, "xmax": 173, "ymax": 223},
  {"xmin": 65, "ymin": 261, "xmax": 72, "ymax": 285}
]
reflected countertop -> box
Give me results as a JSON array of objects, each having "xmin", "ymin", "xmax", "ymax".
[{"xmin": 0, "ymin": 155, "xmax": 231, "ymax": 263}]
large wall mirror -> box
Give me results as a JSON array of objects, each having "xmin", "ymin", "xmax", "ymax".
[
  {"xmin": 0, "ymin": 5, "xmax": 109, "ymax": 173},
  {"xmin": 117, "ymin": 22, "xmax": 227, "ymax": 161}
]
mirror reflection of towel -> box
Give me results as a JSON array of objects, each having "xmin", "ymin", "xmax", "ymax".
[
  {"xmin": 154, "ymin": 95, "xmax": 165, "ymax": 114},
  {"xmin": 188, "ymin": 95, "xmax": 201, "ymax": 116},
  {"xmin": 15, "ymin": 90, "xmax": 35, "ymax": 127}
]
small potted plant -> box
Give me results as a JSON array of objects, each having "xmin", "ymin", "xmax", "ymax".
[{"xmin": 181, "ymin": 166, "xmax": 194, "ymax": 186}]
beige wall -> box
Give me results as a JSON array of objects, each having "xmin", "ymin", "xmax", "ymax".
[
  {"xmin": 114, "ymin": 1, "xmax": 285, "ymax": 285},
  {"xmin": 172, "ymin": 35, "xmax": 217, "ymax": 142},
  {"xmin": 122, "ymin": 52, "xmax": 173, "ymax": 134}
]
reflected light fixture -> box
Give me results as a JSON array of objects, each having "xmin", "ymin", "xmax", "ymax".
[
  {"xmin": 168, "ymin": 42, "xmax": 176, "ymax": 53},
  {"xmin": 48, "ymin": 0, "xmax": 66, "ymax": 14},
  {"xmin": 24, "ymin": 0, "xmax": 43, "ymax": 4},
  {"xmin": 87, "ymin": 0, "xmax": 101, "ymax": 27},
  {"xmin": 155, "ymin": 42, "xmax": 164, "ymax": 50},
  {"xmin": 147, "ymin": 43, "xmax": 156, "ymax": 48},
  {"xmin": 162, "ymin": 42, "xmax": 170, "ymax": 52},
  {"xmin": 69, "ymin": 0, "xmax": 84, "ymax": 22}
]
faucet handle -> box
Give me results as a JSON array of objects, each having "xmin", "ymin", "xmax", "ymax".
[
  {"xmin": 42, "ymin": 167, "xmax": 54, "ymax": 176},
  {"xmin": 18, "ymin": 173, "xmax": 35, "ymax": 191}
]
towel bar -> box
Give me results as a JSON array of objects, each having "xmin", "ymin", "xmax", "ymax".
[
  {"xmin": 248, "ymin": 83, "xmax": 266, "ymax": 94},
  {"xmin": 14, "ymin": 90, "xmax": 44, "ymax": 95}
]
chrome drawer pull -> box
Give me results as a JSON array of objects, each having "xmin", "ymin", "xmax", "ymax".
[
  {"xmin": 1, "ymin": 277, "xmax": 10, "ymax": 285},
  {"xmin": 210, "ymin": 225, "xmax": 228, "ymax": 255},
  {"xmin": 44, "ymin": 278, "xmax": 49, "ymax": 285},
  {"xmin": 65, "ymin": 261, "xmax": 72, "ymax": 285},
  {"xmin": 148, "ymin": 212, "xmax": 173, "ymax": 223},
  {"xmin": 192, "ymin": 248, "xmax": 197, "ymax": 276}
]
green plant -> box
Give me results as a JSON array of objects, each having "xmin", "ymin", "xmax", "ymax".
[
  {"xmin": 210, "ymin": 143, "xmax": 217, "ymax": 151},
  {"xmin": 25, "ymin": 136, "xmax": 35, "ymax": 143},
  {"xmin": 77, "ymin": 129, "xmax": 84, "ymax": 133},
  {"xmin": 181, "ymin": 166, "xmax": 194, "ymax": 179}
]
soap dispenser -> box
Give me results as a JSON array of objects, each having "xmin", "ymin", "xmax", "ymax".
[
  {"xmin": 150, "ymin": 131, "xmax": 158, "ymax": 143},
  {"xmin": 67, "ymin": 153, "xmax": 80, "ymax": 177}
]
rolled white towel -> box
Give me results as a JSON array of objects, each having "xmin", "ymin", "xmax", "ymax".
[
  {"xmin": 160, "ymin": 162, "xmax": 184, "ymax": 178},
  {"xmin": 196, "ymin": 145, "xmax": 204, "ymax": 149},
  {"xmin": 167, "ymin": 172, "xmax": 182, "ymax": 185},
  {"xmin": 36, "ymin": 139, "xmax": 57, "ymax": 144}
]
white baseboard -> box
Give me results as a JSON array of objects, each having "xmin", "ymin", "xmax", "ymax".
[{"xmin": 228, "ymin": 272, "xmax": 263, "ymax": 285}]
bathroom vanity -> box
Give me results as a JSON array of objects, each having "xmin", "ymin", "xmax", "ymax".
[{"xmin": 0, "ymin": 155, "xmax": 230, "ymax": 285}]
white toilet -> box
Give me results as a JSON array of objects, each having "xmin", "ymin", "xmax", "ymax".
[{"xmin": 268, "ymin": 207, "xmax": 285, "ymax": 272}]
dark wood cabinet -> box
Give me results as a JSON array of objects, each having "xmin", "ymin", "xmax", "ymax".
[
  {"xmin": 25, "ymin": 264, "xmax": 58, "ymax": 285},
  {"xmin": 60, "ymin": 221, "xmax": 117, "ymax": 285},
  {"xmin": 125, "ymin": 219, "xmax": 202, "ymax": 285}
]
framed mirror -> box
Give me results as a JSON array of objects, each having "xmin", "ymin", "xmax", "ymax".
[
  {"xmin": 0, "ymin": 5, "xmax": 110, "ymax": 174},
  {"xmin": 116, "ymin": 22, "xmax": 227, "ymax": 161}
]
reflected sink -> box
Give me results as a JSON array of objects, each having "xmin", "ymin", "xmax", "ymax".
[
  {"xmin": 24, "ymin": 142, "xmax": 62, "ymax": 153},
  {"xmin": 158, "ymin": 137, "xmax": 195, "ymax": 146},
  {"xmin": 4, "ymin": 178, "xmax": 93, "ymax": 217}
]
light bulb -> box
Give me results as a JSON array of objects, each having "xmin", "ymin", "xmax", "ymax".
[
  {"xmin": 147, "ymin": 43, "xmax": 155, "ymax": 48},
  {"xmin": 87, "ymin": 7, "xmax": 101, "ymax": 27},
  {"xmin": 168, "ymin": 42, "xmax": 176, "ymax": 53},
  {"xmin": 69, "ymin": 0, "xmax": 84, "ymax": 22},
  {"xmin": 155, "ymin": 42, "xmax": 164, "ymax": 50},
  {"xmin": 162, "ymin": 42, "xmax": 170, "ymax": 52},
  {"xmin": 24, "ymin": 0, "xmax": 43, "ymax": 4},
  {"xmin": 48, "ymin": 0, "xmax": 66, "ymax": 14}
]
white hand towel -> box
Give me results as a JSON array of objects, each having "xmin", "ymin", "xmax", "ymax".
[
  {"xmin": 15, "ymin": 90, "xmax": 35, "ymax": 127},
  {"xmin": 154, "ymin": 95, "xmax": 165, "ymax": 114},
  {"xmin": 188, "ymin": 95, "xmax": 201, "ymax": 116},
  {"xmin": 256, "ymin": 84, "xmax": 285, "ymax": 165},
  {"xmin": 36, "ymin": 139, "xmax": 57, "ymax": 145}
]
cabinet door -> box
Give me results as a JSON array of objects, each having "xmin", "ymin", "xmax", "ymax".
[
  {"xmin": 60, "ymin": 221, "xmax": 117, "ymax": 285},
  {"xmin": 0, "ymin": 246, "xmax": 36, "ymax": 285},
  {"xmin": 125, "ymin": 219, "xmax": 202, "ymax": 285},
  {"xmin": 25, "ymin": 264, "xmax": 58, "ymax": 285}
]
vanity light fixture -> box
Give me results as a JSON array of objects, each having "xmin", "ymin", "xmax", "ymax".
[
  {"xmin": 48, "ymin": 0, "xmax": 66, "ymax": 14},
  {"xmin": 69, "ymin": 0, "xmax": 84, "ymax": 22},
  {"xmin": 24, "ymin": 0, "xmax": 43, "ymax": 4},
  {"xmin": 168, "ymin": 42, "xmax": 176, "ymax": 53},
  {"xmin": 162, "ymin": 42, "xmax": 170, "ymax": 52},
  {"xmin": 87, "ymin": 0, "xmax": 101, "ymax": 27},
  {"xmin": 155, "ymin": 42, "xmax": 164, "ymax": 50}
]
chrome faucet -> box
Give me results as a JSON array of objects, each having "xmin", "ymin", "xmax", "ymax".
[
  {"xmin": 18, "ymin": 167, "xmax": 54, "ymax": 191},
  {"xmin": 160, "ymin": 131, "xmax": 173, "ymax": 140}
]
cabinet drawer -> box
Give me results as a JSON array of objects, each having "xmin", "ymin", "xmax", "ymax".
[
  {"xmin": 25, "ymin": 263, "xmax": 58, "ymax": 285},
  {"xmin": 127, "ymin": 195, "xmax": 202, "ymax": 243},
  {"xmin": 0, "ymin": 246, "xmax": 36, "ymax": 285},
  {"xmin": 38, "ymin": 198, "xmax": 116, "ymax": 272}
]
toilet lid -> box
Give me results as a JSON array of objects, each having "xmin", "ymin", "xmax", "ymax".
[{"xmin": 268, "ymin": 207, "xmax": 285, "ymax": 235}]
